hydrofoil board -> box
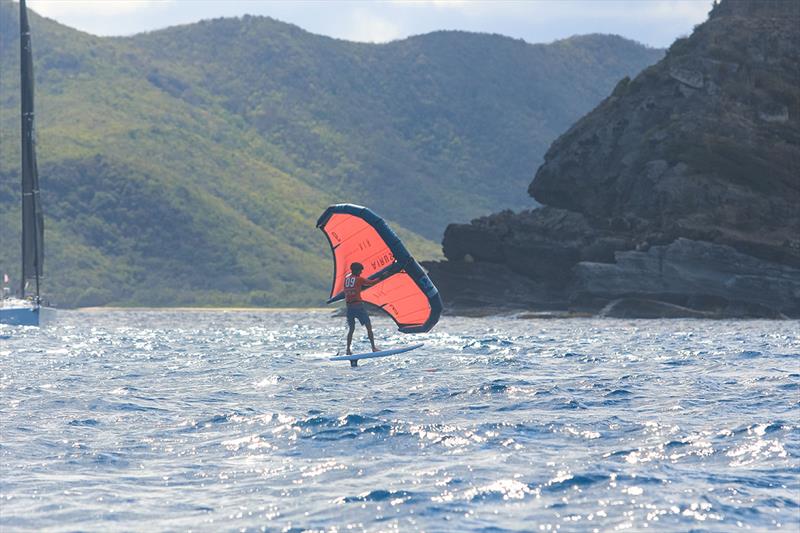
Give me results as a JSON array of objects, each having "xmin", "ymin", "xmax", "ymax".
[{"xmin": 330, "ymin": 343, "xmax": 424, "ymax": 362}]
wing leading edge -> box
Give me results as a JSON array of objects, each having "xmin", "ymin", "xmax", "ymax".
[{"xmin": 316, "ymin": 204, "xmax": 442, "ymax": 333}]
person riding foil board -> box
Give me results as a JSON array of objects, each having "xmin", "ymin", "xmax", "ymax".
[
  {"xmin": 344, "ymin": 262, "xmax": 380, "ymax": 367},
  {"xmin": 316, "ymin": 204, "xmax": 443, "ymax": 367}
]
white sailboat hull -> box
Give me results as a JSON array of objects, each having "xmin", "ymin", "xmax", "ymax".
[{"xmin": 0, "ymin": 300, "xmax": 40, "ymax": 326}]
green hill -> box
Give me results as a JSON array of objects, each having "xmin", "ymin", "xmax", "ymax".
[{"xmin": 0, "ymin": 4, "xmax": 662, "ymax": 307}]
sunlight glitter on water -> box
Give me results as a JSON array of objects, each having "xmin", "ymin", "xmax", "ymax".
[{"xmin": 0, "ymin": 311, "xmax": 798, "ymax": 531}]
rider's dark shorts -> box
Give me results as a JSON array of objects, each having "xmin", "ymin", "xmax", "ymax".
[{"xmin": 346, "ymin": 304, "xmax": 371, "ymax": 328}]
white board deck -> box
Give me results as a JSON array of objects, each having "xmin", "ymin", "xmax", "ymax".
[{"xmin": 330, "ymin": 343, "xmax": 424, "ymax": 362}]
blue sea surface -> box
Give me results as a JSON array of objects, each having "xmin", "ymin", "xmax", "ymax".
[{"xmin": 1, "ymin": 310, "xmax": 798, "ymax": 531}]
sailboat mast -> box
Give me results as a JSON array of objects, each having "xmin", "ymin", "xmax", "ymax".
[{"xmin": 19, "ymin": 0, "xmax": 43, "ymax": 301}]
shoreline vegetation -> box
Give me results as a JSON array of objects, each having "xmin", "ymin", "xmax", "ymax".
[
  {"xmin": 74, "ymin": 307, "xmax": 334, "ymax": 313},
  {"xmin": 62, "ymin": 306, "xmax": 795, "ymax": 320}
]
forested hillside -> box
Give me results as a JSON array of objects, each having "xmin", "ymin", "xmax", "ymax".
[{"xmin": 0, "ymin": 4, "xmax": 662, "ymax": 307}]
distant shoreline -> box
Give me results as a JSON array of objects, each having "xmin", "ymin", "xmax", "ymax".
[{"xmin": 74, "ymin": 307, "xmax": 333, "ymax": 313}]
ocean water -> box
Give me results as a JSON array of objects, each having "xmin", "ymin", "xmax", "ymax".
[{"xmin": 1, "ymin": 310, "xmax": 798, "ymax": 532}]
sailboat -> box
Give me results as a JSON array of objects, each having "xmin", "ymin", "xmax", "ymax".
[{"xmin": 1, "ymin": 0, "xmax": 45, "ymax": 327}]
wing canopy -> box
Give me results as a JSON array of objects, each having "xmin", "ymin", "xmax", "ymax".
[{"xmin": 317, "ymin": 204, "xmax": 442, "ymax": 333}]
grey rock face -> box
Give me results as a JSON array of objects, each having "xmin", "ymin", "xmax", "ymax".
[
  {"xmin": 573, "ymin": 239, "xmax": 800, "ymax": 316},
  {"xmin": 424, "ymin": 259, "xmax": 570, "ymax": 312},
  {"xmin": 429, "ymin": 0, "xmax": 800, "ymax": 318},
  {"xmin": 528, "ymin": 0, "xmax": 800, "ymax": 266}
]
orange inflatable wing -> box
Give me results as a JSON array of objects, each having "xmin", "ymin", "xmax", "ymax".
[{"xmin": 317, "ymin": 204, "xmax": 442, "ymax": 333}]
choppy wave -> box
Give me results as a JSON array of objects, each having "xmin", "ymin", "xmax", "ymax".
[{"xmin": 1, "ymin": 311, "xmax": 798, "ymax": 531}]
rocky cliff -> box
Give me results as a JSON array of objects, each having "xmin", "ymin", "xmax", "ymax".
[{"xmin": 426, "ymin": 0, "xmax": 800, "ymax": 318}]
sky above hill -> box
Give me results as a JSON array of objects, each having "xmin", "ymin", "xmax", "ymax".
[{"xmin": 20, "ymin": 0, "xmax": 712, "ymax": 48}]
